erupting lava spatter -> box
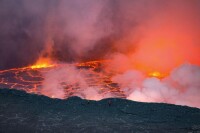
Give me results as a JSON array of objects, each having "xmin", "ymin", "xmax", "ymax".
[
  {"xmin": 148, "ymin": 71, "xmax": 165, "ymax": 79},
  {"xmin": 30, "ymin": 57, "xmax": 55, "ymax": 69}
]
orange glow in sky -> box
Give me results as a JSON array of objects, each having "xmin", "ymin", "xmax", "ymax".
[{"xmin": 130, "ymin": 9, "xmax": 200, "ymax": 75}]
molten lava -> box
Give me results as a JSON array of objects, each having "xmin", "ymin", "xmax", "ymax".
[
  {"xmin": 30, "ymin": 64, "xmax": 54, "ymax": 69},
  {"xmin": 0, "ymin": 60, "xmax": 169, "ymax": 99},
  {"xmin": 0, "ymin": 60, "xmax": 125, "ymax": 99},
  {"xmin": 148, "ymin": 71, "xmax": 165, "ymax": 79},
  {"xmin": 30, "ymin": 57, "xmax": 55, "ymax": 69}
]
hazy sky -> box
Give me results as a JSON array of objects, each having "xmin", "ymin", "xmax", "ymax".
[{"xmin": 0, "ymin": 0, "xmax": 200, "ymax": 70}]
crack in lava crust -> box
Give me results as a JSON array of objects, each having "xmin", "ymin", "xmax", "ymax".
[{"xmin": 0, "ymin": 61, "xmax": 126, "ymax": 99}]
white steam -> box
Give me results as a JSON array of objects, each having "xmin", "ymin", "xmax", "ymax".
[
  {"xmin": 42, "ymin": 64, "xmax": 86, "ymax": 99},
  {"xmin": 114, "ymin": 63, "xmax": 200, "ymax": 108},
  {"xmin": 41, "ymin": 63, "xmax": 200, "ymax": 108},
  {"xmin": 41, "ymin": 64, "xmax": 112, "ymax": 100}
]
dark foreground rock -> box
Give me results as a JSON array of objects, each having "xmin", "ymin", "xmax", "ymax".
[{"xmin": 0, "ymin": 88, "xmax": 200, "ymax": 133}]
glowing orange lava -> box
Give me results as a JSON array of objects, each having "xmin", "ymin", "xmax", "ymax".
[
  {"xmin": 148, "ymin": 71, "xmax": 165, "ymax": 79},
  {"xmin": 0, "ymin": 60, "xmax": 125, "ymax": 99},
  {"xmin": 30, "ymin": 57, "xmax": 55, "ymax": 69},
  {"xmin": 30, "ymin": 64, "xmax": 54, "ymax": 69}
]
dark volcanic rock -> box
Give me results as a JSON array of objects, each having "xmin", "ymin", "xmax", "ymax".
[{"xmin": 0, "ymin": 88, "xmax": 200, "ymax": 133}]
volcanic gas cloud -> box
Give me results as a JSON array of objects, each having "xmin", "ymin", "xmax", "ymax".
[{"xmin": 0, "ymin": 0, "xmax": 200, "ymax": 108}]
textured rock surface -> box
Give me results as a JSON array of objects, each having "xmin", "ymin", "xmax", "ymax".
[{"xmin": 0, "ymin": 88, "xmax": 200, "ymax": 133}]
